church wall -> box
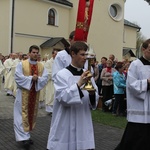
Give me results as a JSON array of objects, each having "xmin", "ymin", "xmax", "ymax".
[
  {"xmin": 70, "ymin": 0, "xmax": 125, "ymax": 62},
  {"xmin": 13, "ymin": 0, "xmax": 72, "ymax": 55},
  {"xmin": 123, "ymin": 26, "xmax": 137, "ymax": 50},
  {"xmin": 0, "ymin": 0, "xmax": 11, "ymax": 55},
  {"xmin": 0, "ymin": 0, "xmax": 138, "ymax": 62},
  {"xmin": 13, "ymin": 36, "xmax": 46, "ymax": 54}
]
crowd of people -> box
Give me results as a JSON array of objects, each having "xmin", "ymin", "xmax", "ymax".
[
  {"xmin": 0, "ymin": 35, "xmax": 131, "ymax": 119},
  {"xmin": 1, "ymin": 36, "xmax": 150, "ymax": 150},
  {"xmin": 92, "ymin": 54, "xmax": 131, "ymax": 117},
  {"xmin": 0, "ymin": 49, "xmax": 58, "ymax": 115}
]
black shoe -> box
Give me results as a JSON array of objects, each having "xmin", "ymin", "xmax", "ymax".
[
  {"xmin": 47, "ymin": 112, "xmax": 52, "ymax": 117},
  {"xmin": 22, "ymin": 140, "xmax": 30, "ymax": 150},
  {"xmin": 29, "ymin": 139, "xmax": 34, "ymax": 145},
  {"xmin": 6, "ymin": 93, "xmax": 11, "ymax": 96}
]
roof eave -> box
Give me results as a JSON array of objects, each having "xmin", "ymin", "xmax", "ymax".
[
  {"xmin": 48, "ymin": 0, "xmax": 73, "ymax": 7},
  {"xmin": 125, "ymin": 25, "xmax": 141, "ymax": 31}
]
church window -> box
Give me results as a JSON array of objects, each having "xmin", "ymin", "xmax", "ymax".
[{"xmin": 48, "ymin": 9, "xmax": 55, "ymax": 25}]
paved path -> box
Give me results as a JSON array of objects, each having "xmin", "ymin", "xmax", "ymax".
[{"xmin": 0, "ymin": 85, "xmax": 124, "ymax": 150}]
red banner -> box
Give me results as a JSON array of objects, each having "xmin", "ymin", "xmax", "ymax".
[{"xmin": 74, "ymin": 0, "xmax": 94, "ymax": 42}]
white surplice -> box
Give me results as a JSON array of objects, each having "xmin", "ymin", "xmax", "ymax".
[
  {"xmin": 47, "ymin": 68, "xmax": 99, "ymax": 150},
  {"xmin": 52, "ymin": 50, "xmax": 71, "ymax": 80},
  {"xmin": 14, "ymin": 59, "xmax": 48, "ymax": 141},
  {"xmin": 127, "ymin": 59, "xmax": 150, "ymax": 123}
]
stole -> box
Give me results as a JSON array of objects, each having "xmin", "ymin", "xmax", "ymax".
[{"xmin": 28, "ymin": 64, "xmax": 38, "ymax": 131}]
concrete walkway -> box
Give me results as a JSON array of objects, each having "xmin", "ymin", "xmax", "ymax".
[{"xmin": 0, "ymin": 85, "xmax": 124, "ymax": 150}]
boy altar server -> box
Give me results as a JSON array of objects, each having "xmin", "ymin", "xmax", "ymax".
[{"xmin": 47, "ymin": 41, "xmax": 99, "ymax": 150}]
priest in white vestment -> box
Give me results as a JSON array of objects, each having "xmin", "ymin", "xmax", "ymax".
[
  {"xmin": 4, "ymin": 53, "xmax": 18, "ymax": 96},
  {"xmin": 45, "ymin": 49, "xmax": 58, "ymax": 114},
  {"xmin": 37, "ymin": 54, "xmax": 47, "ymax": 109},
  {"xmin": 115, "ymin": 39, "xmax": 150, "ymax": 150},
  {"xmin": 47, "ymin": 42, "xmax": 99, "ymax": 150},
  {"xmin": 0, "ymin": 56, "xmax": 4, "ymax": 91},
  {"xmin": 13, "ymin": 45, "xmax": 48, "ymax": 149}
]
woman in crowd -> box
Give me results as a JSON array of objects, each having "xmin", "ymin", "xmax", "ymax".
[
  {"xmin": 97, "ymin": 57, "xmax": 107, "ymax": 96},
  {"xmin": 112, "ymin": 62, "xmax": 126, "ymax": 116},
  {"xmin": 101, "ymin": 59, "xmax": 116, "ymax": 112}
]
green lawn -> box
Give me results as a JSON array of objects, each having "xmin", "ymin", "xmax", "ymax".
[{"xmin": 91, "ymin": 109, "xmax": 127, "ymax": 129}]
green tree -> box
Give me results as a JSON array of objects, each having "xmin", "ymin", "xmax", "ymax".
[{"xmin": 136, "ymin": 31, "xmax": 146, "ymax": 58}]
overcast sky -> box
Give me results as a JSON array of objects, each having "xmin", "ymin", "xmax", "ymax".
[{"xmin": 124, "ymin": 0, "xmax": 150, "ymax": 39}]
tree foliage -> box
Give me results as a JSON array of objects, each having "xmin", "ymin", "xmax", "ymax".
[{"xmin": 136, "ymin": 31, "xmax": 146, "ymax": 58}]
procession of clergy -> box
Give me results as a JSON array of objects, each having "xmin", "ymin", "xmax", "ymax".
[
  {"xmin": 0, "ymin": 51, "xmax": 56, "ymax": 114},
  {"xmin": 0, "ymin": 41, "xmax": 99, "ymax": 150}
]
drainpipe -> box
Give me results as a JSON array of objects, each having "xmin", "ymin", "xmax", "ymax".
[{"xmin": 10, "ymin": 0, "xmax": 15, "ymax": 53}]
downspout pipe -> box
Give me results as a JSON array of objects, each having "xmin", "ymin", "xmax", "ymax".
[{"xmin": 11, "ymin": 0, "xmax": 15, "ymax": 53}]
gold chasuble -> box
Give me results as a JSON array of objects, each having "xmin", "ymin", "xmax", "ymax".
[{"xmin": 22, "ymin": 60, "xmax": 44, "ymax": 132}]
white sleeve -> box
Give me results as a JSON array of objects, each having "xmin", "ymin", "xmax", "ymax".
[
  {"xmin": 52, "ymin": 53, "xmax": 64, "ymax": 81},
  {"xmin": 127, "ymin": 61, "xmax": 148, "ymax": 101},
  {"xmin": 54, "ymin": 70, "xmax": 82, "ymax": 106},
  {"xmin": 35, "ymin": 68, "xmax": 48, "ymax": 91},
  {"xmin": 15, "ymin": 62, "xmax": 32, "ymax": 90}
]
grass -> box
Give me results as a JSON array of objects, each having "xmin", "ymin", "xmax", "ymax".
[{"xmin": 91, "ymin": 109, "xmax": 127, "ymax": 129}]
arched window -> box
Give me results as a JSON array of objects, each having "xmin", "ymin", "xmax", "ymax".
[{"xmin": 48, "ymin": 9, "xmax": 55, "ymax": 25}]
